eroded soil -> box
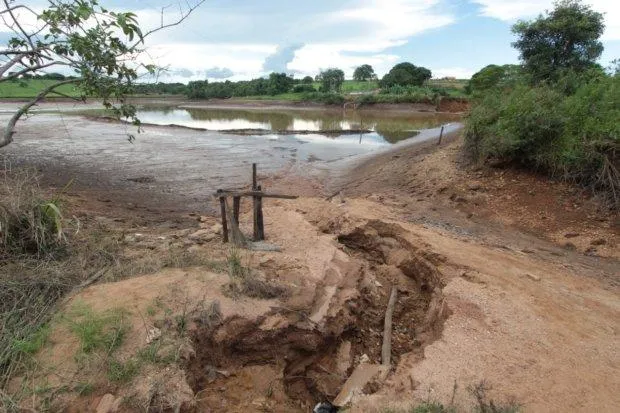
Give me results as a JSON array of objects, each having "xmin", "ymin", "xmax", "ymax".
[{"xmin": 2, "ymin": 109, "xmax": 618, "ymax": 412}]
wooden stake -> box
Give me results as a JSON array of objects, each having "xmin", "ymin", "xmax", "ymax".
[
  {"xmin": 252, "ymin": 163, "xmax": 257, "ymax": 190},
  {"xmin": 437, "ymin": 125, "xmax": 445, "ymax": 145},
  {"xmin": 256, "ymin": 185, "xmax": 264, "ymax": 241},
  {"xmin": 224, "ymin": 197, "xmax": 246, "ymax": 247},
  {"xmin": 382, "ymin": 286, "xmax": 398, "ymax": 367},
  {"xmin": 233, "ymin": 196, "xmax": 241, "ymax": 223},
  {"xmin": 218, "ymin": 194, "xmax": 229, "ymax": 243}
]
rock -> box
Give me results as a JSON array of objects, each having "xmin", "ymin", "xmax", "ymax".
[
  {"xmin": 564, "ymin": 232, "xmax": 580, "ymax": 238},
  {"xmin": 96, "ymin": 394, "xmax": 122, "ymax": 413},
  {"xmin": 178, "ymin": 342, "xmax": 196, "ymax": 361},
  {"xmin": 211, "ymin": 223, "xmax": 223, "ymax": 235},
  {"xmin": 563, "ymin": 242, "xmax": 577, "ymax": 250},
  {"xmin": 468, "ymin": 183, "xmax": 482, "ymax": 191},
  {"xmin": 336, "ymin": 341, "xmax": 352, "ymax": 375},
  {"xmin": 358, "ymin": 354, "xmax": 370, "ymax": 365},
  {"xmin": 188, "ymin": 229, "xmax": 216, "ymax": 243},
  {"xmin": 525, "ymin": 273, "xmax": 541, "ymax": 282},
  {"xmin": 333, "ymin": 363, "xmax": 389, "ymax": 407},
  {"xmin": 590, "ymin": 238, "xmax": 606, "ymax": 246},
  {"xmin": 146, "ymin": 327, "xmax": 162, "ymax": 344}
]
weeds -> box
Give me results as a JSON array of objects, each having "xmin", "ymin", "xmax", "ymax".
[
  {"xmin": 224, "ymin": 247, "xmax": 287, "ymax": 299},
  {"xmin": 107, "ymin": 358, "xmax": 140, "ymax": 383},
  {"xmin": 64, "ymin": 303, "xmax": 128, "ymax": 354},
  {"xmin": 0, "ymin": 167, "xmax": 69, "ymax": 258}
]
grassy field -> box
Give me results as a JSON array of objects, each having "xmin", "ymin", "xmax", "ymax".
[
  {"xmin": 427, "ymin": 79, "xmax": 468, "ymax": 90},
  {"xmin": 0, "ymin": 79, "xmax": 82, "ymax": 98},
  {"xmin": 1, "ymin": 78, "xmax": 470, "ymax": 100}
]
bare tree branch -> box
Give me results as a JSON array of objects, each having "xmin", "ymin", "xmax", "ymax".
[{"xmin": 1, "ymin": 79, "xmax": 80, "ymax": 148}]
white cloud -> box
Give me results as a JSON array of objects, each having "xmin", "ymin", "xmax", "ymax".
[
  {"xmin": 289, "ymin": 46, "xmax": 400, "ymax": 77},
  {"xmin": 472, "ymin": 0, "xmax": 620, "ymax": 40},
  {"xmin": 138, "ymin": 43, "xmax": 275, "ymax": 81}
]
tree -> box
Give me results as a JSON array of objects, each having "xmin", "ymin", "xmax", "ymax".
[
  {"xmin": 512, "ymin": 0, "xmax": 605, "ymax": 83},
  {"xmin": 301, "ymin": 75, "xmax": 314, "ymax": 84},
  {"xmin": 380, "ymin": 63, "xmax": 432, "ymax": 88},
  {"xmin": 267, "ymin": 72, "xmax": 294, "ymax": 95},
  {"xmin": 0, "ymin": 0, "xmax": 204, "ymax": 148},
  {"xmin": 353, "ymin": 64, "xmax": 376, "ymax": 81},
  {"xmin": 317, "ymin": 68, "xmax": 345, "ymax": 93},
  {"xmin": 466, "ymin": 64, "xmax": 522, "ymax": 94}
]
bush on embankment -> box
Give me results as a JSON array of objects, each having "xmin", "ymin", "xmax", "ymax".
[{"xmin": 464, "ymin": 73, "xmax": 619, "ymax": 206}]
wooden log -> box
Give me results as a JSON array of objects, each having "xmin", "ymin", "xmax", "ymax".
[
  {"xmin": 382, "ymin": 286, "xmax": 398, "ymax": 366},
  {"xmin": 233, "ymin": 196, "xmax": 241, "ymax": 223},
  {"xmin": 214, "ymin": 190, "xmax": 297, "ymax": 199},
  {"xmin": 218, "ymin": 195, "xmax": 229, "ymax": 243},
  {"xmin": 256, "ymin": 185, "xmax": 264, "ymax": 241}
]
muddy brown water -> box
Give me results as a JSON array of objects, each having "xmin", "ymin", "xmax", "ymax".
[{"xmin": 136, "ymin": 106, "xmax": 460, "ymax": 144}]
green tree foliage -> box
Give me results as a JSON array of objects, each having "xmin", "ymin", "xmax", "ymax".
[
  {"xmin": 317, "ymin": 68, "xmax": 345, "ymax": 92},
  {"xmin": 186, "ymin": 73, "xmax": 294, "ymax": 99},
  {"xmin": 465, "ymin": 1, "xmax": 618, "ymax": 205},
  {"xmin": 302, "ymin": 76, "xmax": 314, "ymax": 84},
  {"xmin": 465, "ymin": 64, "xmax": 522, "ymax": 95},
  {"xmin": 267, "ymin": 72, "xmax": 295, "ymax": 95},
  {"xmin": 353, "ymin": 64, "xmax": 376, "ymax": 81},
  {"xmin": 512, "ymin": 0, "xmax": 605, "ymax": 83},
  {"xmin": 0, "ymin": 0, "xmax": 203, "ymax": 148},
  {"xmin": 381, "ymin": 63, "xmax": 432, "ymax": 88}
]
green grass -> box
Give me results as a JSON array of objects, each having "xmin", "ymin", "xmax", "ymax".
[
  {"xmin": 0, "ymin": 79, "xmax": 82, "ymax": 98},
  {"xmin": 107, "ymin": 358, "xmax": 140, "ymax": 383},
  {"xmin": 427, "ymin": 79, "xmax": 469, "ymax": 90},
  {"xmin": 64, "ymin": 303, "xmax": 128, "ymax": 354}
]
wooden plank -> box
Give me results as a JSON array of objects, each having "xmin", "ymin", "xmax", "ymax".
[
  {"xmin": 382, "ymin": 286, "xmax": 398, "ymax": 366},
  {"xmin": 218, "ymin": 196, "xmax": 229, "ymax": 243},
  {"xmin": 233, "ymin": 196, "xmax": 241, "ymax": 223},
  {"xmin": 213, "ymin": 190, "xmax": 298, "ymax": 199}
]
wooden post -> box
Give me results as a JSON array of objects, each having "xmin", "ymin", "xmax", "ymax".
[
  {"xmin": 224, "ymin": 197, "xmax": 246, "ymax": 247},
  {"xmin": 218, "ymin": 191, "xmax": 229, "ymax": 243},
  {"xmin": 437, "ymin": 125, "xmax": 445, "ymax": 146},
  {"xmin": 256, "ymin": 185, "xmax": 264, "ymax": 241},
  {"xmin": 233, "ymin": 196, "xmax": 240, "ymax": 223},
  {"xmin": 382, "ymin": 286, "xmax": 398, "ymax": 367},
  {"xmin": 252, "ymin": 163, "xmax": 257, "ymax": 190}
]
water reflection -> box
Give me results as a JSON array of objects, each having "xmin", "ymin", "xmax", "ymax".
[{"xmin": 135, "ymin": 106, "xmax": 461, "ymax": 144}]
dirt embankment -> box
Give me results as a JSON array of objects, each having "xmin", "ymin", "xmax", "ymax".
[{"xmin": 5, "ymin": 133, "xmax": 618, "ymax": 413}]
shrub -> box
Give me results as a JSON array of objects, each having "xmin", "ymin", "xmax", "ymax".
[
  {"xmin": 465, "ymin": 75, "xmax": 619, "ymax": 205},
  {"xmin": 292, "ymin": 84, "xmax": 316, "ymax": 93},
  {"xmin": 0, "ymin": 168, "xmax": 66, "ymax": 258}
]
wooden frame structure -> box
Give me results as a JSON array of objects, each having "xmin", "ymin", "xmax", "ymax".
[{"xmin": 215, "ymin": 163, "xmax": 298, "ymax": 246}]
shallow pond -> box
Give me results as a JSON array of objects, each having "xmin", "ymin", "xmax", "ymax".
[{"xmin": 135, "ymin": 106, "xmax": 461, "ymax": 145}]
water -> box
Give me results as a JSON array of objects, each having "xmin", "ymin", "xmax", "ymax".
[{"xmin": 135, "ymin": 106, "xmax": 461, "ymax": 145}]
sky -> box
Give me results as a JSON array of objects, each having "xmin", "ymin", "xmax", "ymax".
[{"xmin": 3, "ymin": 0, "xmax": 620, "ymax": 82}]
